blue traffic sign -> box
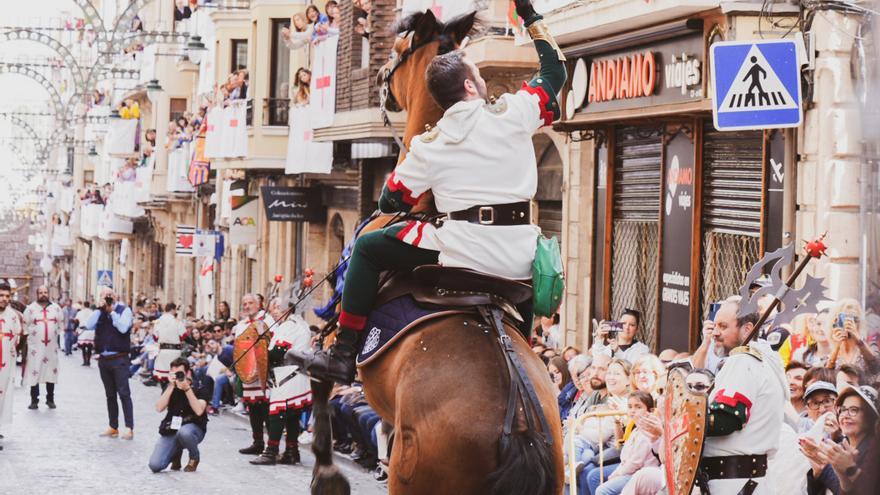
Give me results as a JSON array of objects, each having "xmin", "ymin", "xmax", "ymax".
[
  {"xmin": 710, "ymin": 39, "xmax": 802, "ymax": 131},
  {"xmin": 97, "ymin": 270, "xmax": 113, "ymax": 288}
]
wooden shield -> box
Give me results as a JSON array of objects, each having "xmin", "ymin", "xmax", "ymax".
[
  {"xmin": 663, "ymin": 367, "xmax": 708, "ymax": 495},
  {"xmin": 233, "ymin": 323, "xmax": 269, "ymax": 386}
]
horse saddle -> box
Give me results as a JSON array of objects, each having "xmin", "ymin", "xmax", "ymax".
[{"xmin": 356, "ymin": 265, "xmax": 532, "ymax": 366}]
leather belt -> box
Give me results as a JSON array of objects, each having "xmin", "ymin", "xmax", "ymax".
[
  {"xmin": 447, "ymin": 202, "xmax": 531, "ymax": 226},
  {"xmin": 160, "ymin": 343, "xmax": 182, "ymax": 350},
  {"xmin": 700, "ymin": 454, "xmax": 767, "ymax": 480}
]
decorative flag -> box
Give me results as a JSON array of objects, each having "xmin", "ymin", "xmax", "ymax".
[
  {"xmin": 193, "ymin": 230, "xmax": 216, "ymax": 257},
  {"xmin": 285, "ymin": 106, "xmax": 333, "ymax": 174},
  {"xmin": 188, "ymin": 122, "xmax": 211, "ymax": 186},
  {"xmin": 176, "ymin": 225, "xmax": 196, "ymax": 256},
  {"xmin": 309, "ymin": 34, "xmax": 338, "ymax": 129}
]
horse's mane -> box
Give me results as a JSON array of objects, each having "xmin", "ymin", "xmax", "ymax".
[{"xmin": 392, "ymin": 10, "xmax": 485, "ymax": 54}]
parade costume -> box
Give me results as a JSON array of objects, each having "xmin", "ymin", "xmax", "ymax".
[
  {"xmin": 233, "ymin": 316, "xmax": 270, "ymax": 454},
  {"xmin": 700, "ymin": 341, "xmax": 788, "ymax": 494},
  {"xmin": 23, "ymin": 301, "xmax": 64, "ymax": 408},
  {"xmin": 290, "ymin": 9, "xmax": 567, "ymax": 384},
  {"xmin": 152, "ymin": 313, "xmax": 186, "ymax": 383},
  {"xmin": 251, "ymin": 314, "xmax": 312, "ymax": 465},
  {"xmin": 0, "ymin": 306, "xmax": 23, "ymax": 429}
]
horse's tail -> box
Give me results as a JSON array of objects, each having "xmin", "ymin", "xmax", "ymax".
[
  {"xmin": 309, "ymin": 379, "xmax": 351, "ymax": 495},
  {"xmin": 487, "ymin": 429, "xmax": 556, "ymax": 495}
]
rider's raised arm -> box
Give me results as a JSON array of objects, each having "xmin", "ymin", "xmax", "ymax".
[
  {"xmin": 518, "ymin": 9, "xmax": 567, "ymax": 127},
  {"xmin": 378, "ymin": 140, "xmax": 431, "ymax": 214}
]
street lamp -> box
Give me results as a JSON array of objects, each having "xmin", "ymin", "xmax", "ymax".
[
  {"xmin": 186, "ymin": 35, "xmax": 207, "ymax": 65},
  {"xmin": 145, "ymin": 79, "xmax": 164, "ymax": 104}
]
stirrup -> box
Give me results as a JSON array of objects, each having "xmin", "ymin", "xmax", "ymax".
[{"xmin": 286, "ymin": 348, "xmax": 356, "ymax": 384}]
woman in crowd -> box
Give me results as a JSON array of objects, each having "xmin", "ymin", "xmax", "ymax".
[
  {"xmin": 588, "ymin": 391, "xmax": 661, "ymax": 495},
  {"xmin": 794, "ymin": 309, "xmax": 834, "ymax": 367},
  {"xmin": 282, "ymin": 12, "xmax": 312, "ymax": 51},
  {"xmin": 217, "ymin": 301, "xmax": 231, "ymax": 321},
  {"xmin": 591, "ymin": 310, "xmax": 650, "ymax": 363},
  {"xmin": 827, "ymin": 299, "xmax": 880, "ymax": 381},
  {"xmin": 549, "ymin": 356, "xmax": 576, "ymax": 421},
  {"xmin": 781, "ymin": 313, "xmax": 816, "ymax": 366},
  {"xmin": 802, "ymin": 385, "xmax": 878, "ymax": 494},
  {"xmin": 630, "ymin": 354, "xmax": 665, "ymax": 398},
  {"xmin": 292, "ymin": 68, "xmax": 311, "ymax": 106}
]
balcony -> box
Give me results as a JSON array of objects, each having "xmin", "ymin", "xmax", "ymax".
[{"xmin": 263, "ymin": 98, "xmax": 290, "ymax": 127}]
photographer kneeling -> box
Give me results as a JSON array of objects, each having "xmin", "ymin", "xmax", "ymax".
[{"xmin": 149, "ymin": 357, "xmax": 213, "ymax": 473}]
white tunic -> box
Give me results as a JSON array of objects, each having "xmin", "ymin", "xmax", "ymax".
[
  {"xmin": 234, "ymin": 317, "xmax": 270, "ymax": 403},
  {"xmin": 387, "ymin": 90, "xmax": 546, "ymax": 280},
  {"xmin": 0, "ymin": 306, "xmax": 24, "ymax": 425},
  {"xmin": 703, "ymin": 341, "xmax": 788, "ymax": 494},
  {"xmin": 75, "ymin": 307, "xmax": 94, "ymax": 344},
  {"xmin": 152, "ymin": 313, "xmax": 186, "ymax": 381},
  {"xmin": 268, "ymin": 315, "xmax": 312, "ymax": 414},
  {"xmin": 23, "ymin": 302, "xmax": 64, "ymax": 387}
]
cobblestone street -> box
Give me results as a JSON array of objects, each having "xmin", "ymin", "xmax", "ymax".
[{"xmin": 0, "ymin": 355, "xmax": 386, "ymax": 494}]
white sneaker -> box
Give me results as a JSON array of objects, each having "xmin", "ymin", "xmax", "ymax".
[
  {"xmin": 298, "ymin": 431, "xmax": 313, "ymax": 445},
  {"xmin": 231, "ymin": 402, "xmax": 246, "ymax": 414}
]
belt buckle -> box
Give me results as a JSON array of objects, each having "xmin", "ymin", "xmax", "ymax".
[{"xmin": 478, "ymin": 206, "xmax": 494, "ymax": 225}]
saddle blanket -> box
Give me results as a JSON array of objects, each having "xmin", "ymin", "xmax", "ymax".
[{"xmin": 356, "ymin": 295, "xmax": 459, "ymax": 366}]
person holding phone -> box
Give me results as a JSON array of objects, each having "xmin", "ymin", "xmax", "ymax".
[
  {"xmin": 827, "ymin": 299, "xmax": 879, "ymax": 380},
  {"xmin": 149, "ymin": 357, "xmax": 213, "ymax": 473},
  {"xmin": 590, "ymin": 309, "xmax": 649, "ymax": 363}
]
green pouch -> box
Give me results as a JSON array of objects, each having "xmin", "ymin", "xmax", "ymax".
[
  {"xmin": 233, "ymin": 375, "xmax": 243, "ymax": 398},
  {"xmin": 532, "ymin": 235, "xmax": 565, "ymax": 317}
]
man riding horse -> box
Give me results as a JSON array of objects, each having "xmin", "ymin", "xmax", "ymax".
[{"xmin": 289, "ymin": 1, "xmax": 567, "ymax": 385}]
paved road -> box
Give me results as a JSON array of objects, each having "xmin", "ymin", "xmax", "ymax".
[{"xmin": 0, "ymin": 354, "xmax": 386, "ymax": 494}]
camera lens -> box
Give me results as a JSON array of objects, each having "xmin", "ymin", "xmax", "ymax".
[{"xmin": 175, "ymin": 371, "xmax": 186, "ymax": 381}]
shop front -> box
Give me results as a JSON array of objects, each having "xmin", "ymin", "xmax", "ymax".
[{"xmin": 557, "ymin": 15, "xmax": 793, "ymax": 352}]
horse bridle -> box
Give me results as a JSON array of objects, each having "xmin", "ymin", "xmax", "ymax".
[{"xmin": 379, "ymin": 31, "xmax": 455, "ymax": 153}]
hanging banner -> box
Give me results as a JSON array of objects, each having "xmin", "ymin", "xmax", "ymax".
[
  {"xmin": 167, "ymin": 143, "xmax": 196, "ymax": 193},
  {"xmin": 199, "ymin": 256, "xmax": 215, "ymax": 297},
  {"xmin": 260, "ymin": 186, "xmax": 326, "ymax": 222},
  {"xmin": 285, "ymin": 105, "xmax": 333, "ymax": 174},
  {"xmin": 228, "ymin": 101, "xmax": 249, "ymax": 157},
  {"xmin": 105, "ymin": 119, "xmax": 139, "ymax": 156},
  {"xmin": 176, "ymin": 225, "xmax": 196, "ymax": 256},
  {"xmin": 204, "ymin": 106, "xmax": 224, "ymax": 158},
  {"xmin": 193, "ymin": 229, "xmax": 217, "ymax": 257},
  {"xmin": 189, "ymin": 124, "xmax": 211, "ymax": 186},
  {"xmin": 230, "ymin": 196, "xmax": 260, "ymax": 245},
  {"xmin": 658, "ymin": 130, "xmax": 695, "ymax": 351},
  {"xmin": 309, "ymin": 35, "xmax": 338, "ymax": 129}
]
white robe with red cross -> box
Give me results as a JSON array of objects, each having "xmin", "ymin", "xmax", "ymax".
[
  {"xmin": 268, "ymin": 315, "xmax": 312, "ymax": 415},
  {"xmin": 23, "ymin": 302, "xmax": 64, "ymax": 387},
  {"xmin": 0, "ymin": 306, "xmax": 24, "ymax": 425}
]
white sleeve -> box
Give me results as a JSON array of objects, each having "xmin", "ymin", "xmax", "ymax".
[{"xmin": 504, "ymin": 89, "xmax": 545, "ymax": 134}]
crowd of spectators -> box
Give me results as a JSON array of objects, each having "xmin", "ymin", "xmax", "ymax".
[{"xmin": 529, "ymin": 294, "xmax": 879, "ymax": 495}]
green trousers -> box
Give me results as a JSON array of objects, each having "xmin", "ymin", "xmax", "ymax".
[{"xmin": 340, "ymin": 226, "xmax": 439, "ymax": 328}]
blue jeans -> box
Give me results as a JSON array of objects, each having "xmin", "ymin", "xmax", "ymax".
[
  {"xmin": 211, "ymin": 374, "xmax": 230, "ymax": 408},
  {"xmin": 98, "ymin": 355, "xmax": 134, "ymax": 429},
  {"xmin": 595, "ymin": 474, "xmax": 631, "ymax": 495},
  {"xmin": 64, "ymin": 331, "xmax": 76, "ymax": 355},
  {"xmin": 148, "ymin": 423, "xmax": 206, "ymax": 472},
  {"xmin": 582, "ymin": 463, "xmax": 620, "ymax": 495}
]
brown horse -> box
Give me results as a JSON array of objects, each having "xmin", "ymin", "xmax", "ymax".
[{"xmin": 306, "ymin": 10, "xmax": 563, "ymax": 495}]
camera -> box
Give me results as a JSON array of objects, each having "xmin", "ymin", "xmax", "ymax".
[
  {"xmin": 607, "ymin": 321, "xmax": 623, "ymax": 339},
  {"xmin": 104, "ymin": 296, "xmax": 114, "ymax": 306},
  {"xmin": 174, "ymin": 371, "xmax": 186, "ymax": 381}
]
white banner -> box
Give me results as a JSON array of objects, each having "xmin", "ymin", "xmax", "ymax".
[
  {"xmin": 193, "ymin": 231, "xmax": 216, "ymax": 258},
  {"xmin": 166, "ymin": 143, "xmax": 196, "ymax": 193},
  {"xmin": 135, "ymin": 157, "xmax": 154, "ymax": 204},
  {"xmin": 80, "ymin": 203, "xmax": 103, "ymax": 238},
  {"xmin": 285, "ymin": 105, "xmax": 333, "ymax": 174},
  {"xmin": 204, "ymin": 106, "xmax": 224, "ymax": 158},
  {"xmin": 105, "ymin": 118, "xmax": 139, "ymax": 156},
  {"xmin": 228, "ymin": 102, "xmax": 248, "ymax": 157},
  {"xmin": 230, "ymin": 196, "xmax": 260, "ymax": 245},
  {"xmin": 309, "ymin": 35, "xmax": 338, "ymax": 129}
]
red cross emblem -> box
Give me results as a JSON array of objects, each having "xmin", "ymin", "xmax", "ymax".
[{"xmin": 33, "ymin": 307, "xmax": 58, "ymax": 346}]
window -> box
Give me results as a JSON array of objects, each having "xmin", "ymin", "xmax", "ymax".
[
  {"xmin": 267, "ymin": 18, "xmax": 291, "ymax": 126},
  {"xmin": 169, "ymin": 98, "xmax": 188, "ymax": 123},
  {"xmin": 150, "ymin": 243, "xmax": 165, "ymax": 288},
  {"xmin": 231, "ymin": 39, "xmax": 248, "ymax": 71}
]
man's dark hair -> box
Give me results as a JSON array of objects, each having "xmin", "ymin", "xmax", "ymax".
[
  {"xmin": 425, "ymin": 50, "xmax": 474, "ymax": 110},
  {"xmin": 804, "ymin": 366, "xmax": 837, "ymax": 387},
  {"xmin": 623, "ymin": 308, "xmax": 641, "ymax": 327},
  {"xmin": 0, "ymin": 282, "xmax": 10, "ymax": 292},
  {"xmin": 164, "ymin": 302, "xmax": 177, "ymax": 312},
  {"xmin": 838, "ymin": 364, "xmax": 863, "ymax": 384},
  {"xmin": 786, "ymin": 360, "xmax": 809, "ymax": 373},
  {"xmin": 170, "ymin": 357, "xmax": 190, "ymax": 372}
]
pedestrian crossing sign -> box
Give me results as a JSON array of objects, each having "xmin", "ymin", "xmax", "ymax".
[
  {"xmin": 710, "ymin": 39, "xmax": 802, "ymax": 131},
  {"xmin": 97, "ymin": 270, "xmax": 113, "ymax": 288}
]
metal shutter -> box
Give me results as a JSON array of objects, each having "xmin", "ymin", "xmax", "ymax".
[
  {"xmin": 610, "ymin": 127, "xmax": 662, "ymax": 349},
  {"xmin": 700, "ymin": 123, "xmax": 763, "ymax": 318}
]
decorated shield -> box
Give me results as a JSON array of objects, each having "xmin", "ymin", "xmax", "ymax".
[
  {"xmin": 233, "ymin": 322, "xmax": 269, "ymax": 386},
  {"xmin": 663, "ymin": 367, "xmax": 709, "ymax": 495}
]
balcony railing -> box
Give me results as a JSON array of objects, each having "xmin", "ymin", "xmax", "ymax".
[{"xmin": 263, "ymin": 98, "xmax": 290, "ymax": 127}]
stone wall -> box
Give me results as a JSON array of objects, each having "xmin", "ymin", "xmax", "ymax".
[{"xmin": 0, "ymin": 221, "xmax": 44, "ymax": 303}]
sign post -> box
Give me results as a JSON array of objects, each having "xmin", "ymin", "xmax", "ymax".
[{"xmin": 710, "ymin": 39, "xmax": 803, "ymax": 131}]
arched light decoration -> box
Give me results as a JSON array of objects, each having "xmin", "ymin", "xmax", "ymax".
[
  {"xmin": 0, "ymin": 29, "xmax": 85, "ymax": 91},
  {"xmin": 0, "ymin": 63, "xmax": 67, "ymax": 124},
  {"xmin": 0, "ymin": 111, "xmax": 53, "ymax": 164}
]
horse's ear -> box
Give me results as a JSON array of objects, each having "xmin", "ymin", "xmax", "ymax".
[
  {"xmin": 443, "ymin": 11, "xmax": 478, "ymax": 45},
  {"xmin": 412, "ymin": 9, "xmax": 439, "ymax": 46}
]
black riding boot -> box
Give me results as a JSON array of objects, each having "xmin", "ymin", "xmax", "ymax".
[
  {"xmin": 249, "ymin": 444, "xmax": 279, "ymax": 465},
  {"xmin": 278, "ymin": 444, "xmax": 300, "ymax": 465},
  {"xmin": 285, "ymin": 326, "xmax": 358, "ymax": 384}
]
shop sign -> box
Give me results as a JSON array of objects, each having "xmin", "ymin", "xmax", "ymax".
[
  {"xmin": 567, "ymin": 33, "xmax": 705, "ymax": 115},
  {"xmin": 230, "ymin": 195, "xmax": 260, "ymax": 245},
  {"xmin": 658, "ymin": 131, "xmax": 695, "ymax": 351},
  {"xmin": 260, "ymin": 186, "xmax": 326, "ymax": 223}
]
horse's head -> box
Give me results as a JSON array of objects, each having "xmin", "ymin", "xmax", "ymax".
[{"xmin": 378, "ymin": 10, "xmax": 479, "ymax": 115}]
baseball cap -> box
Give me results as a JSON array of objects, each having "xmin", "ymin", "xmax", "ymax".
[
  {"xmin": 804, "ymin": 381, "xmax": 837, "ymax": 401},
  {"xmin": 835, "ymin": 385, "xmax": 879, "ymax": 419}
]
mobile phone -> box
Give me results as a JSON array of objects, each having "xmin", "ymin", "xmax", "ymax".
[
  {"xmin": 607, "ymin": 321, "xmax": 623, "ymax": 338},
  {"xmin": 707, "ymin": 302, "xmax": 722, "ymax": 322}
]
